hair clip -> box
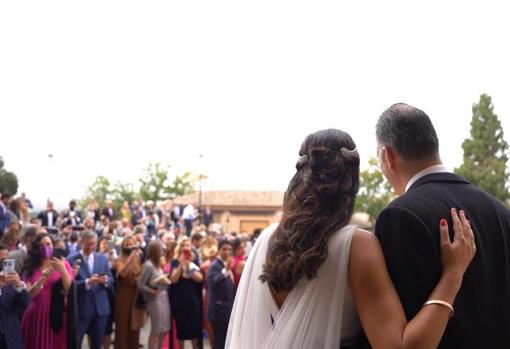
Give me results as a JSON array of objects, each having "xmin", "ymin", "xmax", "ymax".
[{"xmin": 340, "ymin": 147, "xmax": 359, "ymax": 161}]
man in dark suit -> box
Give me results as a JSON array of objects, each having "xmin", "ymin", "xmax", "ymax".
[
  {"xmin": 63, "ymin": 200, "xmax": 82, "ymax": 227},
  {"xmin": 0, "ymin": 243, "xmax": 31, "ymax": 349},
  {"xmin": 67, "ymin": 231, "xmax": 113, "ymax": 349},
  {"xmin": 354, "ymin": 103, "xmax": 510, "ymax": 348},
  {"xmin": 207, "ymin": 240, "xmax": 235, "ymax": 349},
  {"xmin": 37, "ymin": 201, "xmax": 59, "ymax": 228},
  {"xmin": 100, "ymin": 200, "xmax": 116, "ymax": 220},
  {"xmin": 0, "ymin": 194, "xmax": 11, "ymax": 237}
]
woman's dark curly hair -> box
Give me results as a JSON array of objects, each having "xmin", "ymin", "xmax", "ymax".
[
  {"xmin": 259, "ymin": 129, "xmax": 360, "ymax": 292},
  {"xmin": 23, "ymin": 233, "xmax": 54, "ymax": 278}
]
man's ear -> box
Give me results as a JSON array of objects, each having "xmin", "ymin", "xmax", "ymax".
[{"xmin": 383, "ymin": 146, "xmax": 397, "ymax": 170}]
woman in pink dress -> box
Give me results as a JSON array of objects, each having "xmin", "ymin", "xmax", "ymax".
[
  {"xmin": 230, "ymin": 239, "xmax": 246, "ymax": 289},
  {"xmin": 21, "ymin": 233, "xmax": 74, "ymax": 349}
]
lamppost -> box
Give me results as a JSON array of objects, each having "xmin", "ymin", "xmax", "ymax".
[
  {"xmin": 198, "ymin": 154, "xmax": 203, "ymax": 211},
  {"xmin": 47, "ymin": 153, "xmax": 53, "ymax": 204}
]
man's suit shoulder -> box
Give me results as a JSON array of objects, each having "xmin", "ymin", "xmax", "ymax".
[{"xmin": 209, "ymin": 259, "xmax": 222, "ymax": 274}]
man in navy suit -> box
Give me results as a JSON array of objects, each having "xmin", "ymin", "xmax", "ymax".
[
  {"xmin": 67, "ymin": 231, "xmax": 113, "ymax": 349},
  {"xmin": 0, "ymin": 243, "xmax": 30, "ymax": 349},
  {"xmin": 0, "ymin": 194, "xmax": 11, "ymax": 238},
  {"xmin": 207, "ymin": 240, "xmax": 235, "ymax": 349}
]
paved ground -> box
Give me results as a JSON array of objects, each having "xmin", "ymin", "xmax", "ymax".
[{"xmin": 82, "ymin": 323, "xmax": 211, "ymax": 349}]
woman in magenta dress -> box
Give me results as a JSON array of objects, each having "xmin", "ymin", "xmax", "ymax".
[
  {"xmin": 21, "ymin": 233, "xmax": 74, "ymax": 349},
  {"xmin": 230, "ymin": 238, "xmax": 246, "ymax": 289}
]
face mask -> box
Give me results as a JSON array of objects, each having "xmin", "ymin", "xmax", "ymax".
[{"xmin": 39, "ymin": 245, "xmax": 53, "ymax": 259}]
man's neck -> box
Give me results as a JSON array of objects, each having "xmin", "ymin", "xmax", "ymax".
[{"xmin": 396, "ymin": 159, "xmax": 442, "ymax": 195}]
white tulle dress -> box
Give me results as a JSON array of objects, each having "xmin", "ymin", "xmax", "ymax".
[{"xmin": 226, "ymin": 223, "xmax": 361, "ymax": 349}]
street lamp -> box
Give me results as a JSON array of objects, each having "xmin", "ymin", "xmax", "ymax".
[
  {"xmin": 198, "ymin": 154, "xmax": 203, "ymax": 211},
  {"xmin": 47, "ymin": 153, "xmax": 53, "ymax": 204}
]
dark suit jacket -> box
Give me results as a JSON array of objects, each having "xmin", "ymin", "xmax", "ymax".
[
  {"xmin": 100, "ymin": 207, "xmax": 116, "ymax": 220},
  {"xmin": 0, "ymin": 285, "xmax": 30, "ymax": 349},
  {"xmin": 207, "ymin": 258, "xmax": 235, "ymax": 323},
  {"xmin": 67, "ymin": 253, "xmax": 113, "ymax": 319},
  {"xmin": 37, "ymin": 209, "xmax": 59, "ymax": 227},
  {"xmin": 353, "ymin": 172, "xmax": 510, "ymax": 349},
  {"xmin": 0, "ymin": 205, "xmax": 10, "ymax": 235}
]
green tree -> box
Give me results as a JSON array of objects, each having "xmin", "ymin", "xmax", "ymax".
[
  {"xmin": 138, "ymin": 162, "xmax": 196, "ymax": 202},
  {"xmin": 81, "ymin": 175, "xmax": 113, "ymax": 209},
  {"xmin": 112, "ymin": 182, "xmax": 137, "ymax": 210},
  {"xmin": 454, "ymin": 94, "xmax": 510, "ymax": 203},
  {"xmin": 0, "ymin": 157, "xmax": 19, "ymax": 195},
  {"xmin": 354, "ymin": 158, "xmax": 394, "ymax": 224},
  {"xmin": 82, "ymin": 162, "xmax": 196, "ymax": 211}
]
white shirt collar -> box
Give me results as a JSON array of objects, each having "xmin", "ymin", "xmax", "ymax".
[
  {"xmin": 81, "ymin": 251, "xmax": 93, "ymax": 260},
  {"xmin": 217, "ymin": 256, "xmax": 228, "ymax": 266},
  {"xmin": 405, "ymin": 164, "xmax": 450, "ymax": 192}
]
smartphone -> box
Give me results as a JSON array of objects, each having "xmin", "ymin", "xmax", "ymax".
[
  {"xmin": 46, "ymin": 228, "xmax": 59, "ymax": 235},
  {"xmin": 2, "ymin": 259, "xmax": 16, "ymax": 274},
  {"xmin": 99, "ymin": 272, "xmax": 107, "ymax": 276},
  {"xmin": 107, "ymin": 241, "xmax": 115, "ymax": 252},
  {"xmin": 183, "ymin": 250, "xmax": 191, "ymax": 261},
  {"xmin": 53, "ymin": 249, "xmax": 65, "ymax": 259}
]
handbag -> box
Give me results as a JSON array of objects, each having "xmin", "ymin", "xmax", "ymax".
[
  {"xmin": 134, "ymin": 264, "xmax": 154, "ymax": 309},
  {"xmin": 134, "ymin": 290, "xmax": 146, "ymax": 309}
]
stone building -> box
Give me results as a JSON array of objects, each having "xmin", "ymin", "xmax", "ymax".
[{"xmin": 173, "ymin": 190, "xmax": 284, "ymax": 235}]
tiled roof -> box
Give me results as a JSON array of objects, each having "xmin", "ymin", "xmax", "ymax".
[{"xmin": 173, "ymin": 190, "xmax": 284, "ymax": 208}]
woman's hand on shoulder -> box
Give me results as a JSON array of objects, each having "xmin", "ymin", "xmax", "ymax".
[{"xmin": 439, "ymin": 208, "xmax": 476, "ymax": 279}]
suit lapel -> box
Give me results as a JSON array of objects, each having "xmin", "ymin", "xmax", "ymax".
[
  {"xmin": 91, "ymin": 253, "xmax": 98, "ymax": 275},
  {"xmin": 80, "ymin": 256, "xmax": 91, "ymax": 277}
]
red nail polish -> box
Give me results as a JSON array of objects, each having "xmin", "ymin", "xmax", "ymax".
[{"xmin": 440, "ymin": 219, "xmax": 447, "ymax": 226}]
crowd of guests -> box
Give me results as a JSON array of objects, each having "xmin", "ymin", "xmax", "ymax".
[{"xmin": 0, "ymin": 193, "xmax": 257, "ymax": 349}]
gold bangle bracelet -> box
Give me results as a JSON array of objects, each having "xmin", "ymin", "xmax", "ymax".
[{"xmin": 423, "ymin": 300, "xmax": 454, "ymax": 318}]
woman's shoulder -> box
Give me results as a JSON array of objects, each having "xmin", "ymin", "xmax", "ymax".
[
  {"xmin": 143, "ymin": 260, "xmax": 156, "ymax": 269},
  {"xmin": 349, "ymin": 227, "xmax": 385, "ymax": 271},
  {"xmin": 350, "ymin": 227, "xmax": 378, "ymax": 250}
]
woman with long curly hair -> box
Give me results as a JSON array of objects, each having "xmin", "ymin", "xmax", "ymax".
[
  {"xmin": 226, "ymin": 129, "xmax": 476, "ymax": 349},
  {"xmin": 20, "ymin": 233, "xmax": 74, "ymax": 349}
]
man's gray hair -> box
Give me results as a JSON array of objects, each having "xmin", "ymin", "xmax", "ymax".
[
  {"xmin": 376, "ymin": 103, "xmax": 440, "ymax": 161},
  {"xmin": 81, "ymin": 230, "xmax": 98, "ymax": 241}
]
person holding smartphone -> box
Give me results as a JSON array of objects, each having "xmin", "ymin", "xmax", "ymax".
[
  {"xmin": 169, "ymin": 237, "xmax": 203, "ymax": 349},
  {"xmin": 96, "ymin": 235, "xmax": 117, "ymax": 348},
  {"xmin": 20, "ymin": 233, "xmax": 73, "ymax": 349},
  {"xmin": 113, "ymin": 236, "xmax": 143, "ymax": 349},
  {"xmin": 0, "ymin": 243, "xmax": 30, "ymax": 349},
  {"xmin": 67, "ymin": 231, "xmax": 113, "ymax": 349}
]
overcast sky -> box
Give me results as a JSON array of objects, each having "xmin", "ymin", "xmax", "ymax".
[{"xmin": 1, "ymin": 0, "xmax": 509, "ymax": 210}]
